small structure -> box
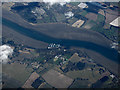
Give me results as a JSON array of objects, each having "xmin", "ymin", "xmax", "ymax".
[
  {"xmin": 110, "ymin": 74, "xmax": 115, "ymax": 79},
  {"xmin": 110, "ymin": 17, "xmax": 120, "ymax": 27},
  {"xmin": 54, "ymin": 56, "xmax": 59, "ymax": 61},
  {"xmin": 31, "ymin": 62, "xmax": 40, "ymax": 69},
  {"xmin": 65, "ymin": 11, "xmax": 74, "ymax": 19},
  {"xmin": 72, "ymin": 19, "xmax": 85, "ymax": 28},
  {"xmin": 32, "ymin": 7, "xmax": 45, "ymax": 16},
  {"xmin": 78, "ymin": 3, "xmax": 88, "ymax": 9},
  {"xmin": 48, "ymin": 43, "xmax": 61, "ymax": 49},
  {"xmin": 23, "ymin": 2, "xmax": 28, "ymax": 6},
  {"xmin": 111, "ymin": 42, "xmax": 118, "ymax": 49},
  {"xmin": 98, "ymin": 9, "xmax": 105, "ymax": 16}
]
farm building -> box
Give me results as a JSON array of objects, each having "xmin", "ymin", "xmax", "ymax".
[
  {"xmin": 78, "ymin": 3, "xmax": 88, "ymax": 9},
  {"xmin": 110, "ymin": 17, "xmax": 120, "ymax": 27},
  {"xmin": 72, "ymin": 19, "xmax": 85, "ymax": 28}
]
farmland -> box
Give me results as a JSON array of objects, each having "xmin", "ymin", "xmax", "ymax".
[
  {"xmin": 22, "ymin": 72, "xmax": 39, "ymax": 88},
  {"xmin": 2, "ymin": 63, "xmax": 33, "ymax": 87},
  {"xmin": 42, "ymin": 69, "xmax": 73, "ymax": 88}
]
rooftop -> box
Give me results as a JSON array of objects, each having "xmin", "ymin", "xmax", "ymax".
[
  {"xmin": 78, "ymin": 3, "xmax": 88, "ymax": 9},
  {"xmin": 110, "ymin": 17, "xmax": 120, "ymax": 27},
  {"xmin": 65, "ymin": 11, "xmax": 74, "ymax": 18}
]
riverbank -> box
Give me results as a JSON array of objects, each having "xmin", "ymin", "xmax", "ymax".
[{"xmin": 2, "ymin": 25, "xmax": 48, "ymax": 48}]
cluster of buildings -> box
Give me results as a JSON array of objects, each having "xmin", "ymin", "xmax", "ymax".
[
  {"xmin": 54, "ymin": 54, "xmax": 68, "ymax": 63},
  {"xmin": 47, "ymin": 43, "xmax": 61, "ymax": 49},
  {"xmin": 31, "ymin": 7, "xmax": 46, "ymax": 18},
  {"xmin": 31, "ymin": 62, "xmax": 40, "ymax": 69},
  {"xmin": 111, "ymin": 42, "xmax": 118, "ymax": 49}
]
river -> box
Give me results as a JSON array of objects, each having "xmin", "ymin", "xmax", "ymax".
[{"xmin": 2, "ymin": 18, "xmax": 119, "ymax": 63}]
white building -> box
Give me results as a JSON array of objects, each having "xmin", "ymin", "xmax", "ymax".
[
  {"xmin": 78, "ymin": 3, "xmax": 88, "ymax": 9},
  {"xmin": 111, "ymin": 42, "xmax": 118, "ymax": 49},
  {"xmin": 110, "ymin": 74, "xmax": 115, "ymax": 79},
  {"xmin": 110, "ymin": 17, "xmax": 120, "ymax": 27},
  {"xmin": 65, "ymin": 11, "xmax": 74, "ymax": 19}
]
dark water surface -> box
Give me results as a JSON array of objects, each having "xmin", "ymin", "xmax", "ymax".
[{"xmin": 2, "ymin": 18, "xmax": 119, "ymax": 63}]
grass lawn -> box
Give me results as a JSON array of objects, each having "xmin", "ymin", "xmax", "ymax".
[
  {"xmin": 97, "ymin": 14, "xmax": 105, "ymax": 23},
  {"xmin": 35, "ymin": 56, "xmax": 45, "ymax": 62},
  {"xmin": 81, "ymin": 10, "xmax": 88, "ymax": 16},
  {"xmin": 30, "ymin": 51, "xmax": 39, "ymax": 56},
  {"xmin": 38, "ymin": 63, "xmax": 54, "ymax": 75},
  {"xmin": 54, "ymin": 13, "xmax": 66, "ymax": 22},
  {"xmin": 64, "ymin": 54, "xmax": 72, "ymax": 60},
  {"xmin": 91, "ymin": 23, "xmax": 118, "ymax": 41},
  {"xmin": 68, "ymin": 17, "xmax": 78, "ymax": 25},
  {"xmin": 65, "ymin": 67, "xmax": 101, "ymax": 83},
  {"xmin": 69, "ymin": 53, "xmax": 81, "ymax": 63},
  {"xmin": 83, "ymin": 20, "xmax": 97, "ymax": 29}
]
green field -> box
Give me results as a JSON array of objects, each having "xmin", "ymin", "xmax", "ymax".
[
  {"xmin": 54, "ymin": 13, "xmax": 66, "ymax": 22},
  {"xmin": 81, "ymin": 10, "xmax": 88, "ymax": 16},
  {"xmin": 69, "ymin": 53, "xmax": 81, "ymax": 63},
  {"xmin": 65, "ymin": 67, "xmax": 101, "ymax": 83},
  {"xmin": 83, "ymin": 20, "xmax": 96, "ymax": 29},
  {"xmin": 97, "ymin": 14, "xmax": 105, "ymax": 23},
  {"xmin": 70, "ymin": 79, "xmax": 90, "ymax": 88},
  {"xmin": 68, "ymin": 17, "xmax": 78, "ymax": 25},
  {"xmin": 91, "ymin": 24, "xmax": 118, "ymax": 41}
]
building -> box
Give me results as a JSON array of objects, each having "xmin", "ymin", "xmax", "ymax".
[
  {"xmin": 32, "ymin": 7, "xmax": 45, "ymax": 16},
  {"xmin": 98, "ymin": 9, "xmax": 105, "ymax": 16},
  {"xmin": 110, "ymin": 74, "xmax": 115, "ymax": 79},
  {"xmin": 110, "ymin": 17, "xmax": 120, "ymax": 27},
  {"xmin": 65, "ymin": 11, "xmax": 74, "ymax": 19},
  {"xmin": 72, "ymin": 19, "xmax": 85, "ymax": 28},
  {"xmin": 78, "ymin": 3, "xmax": 88, "ymax": 9}
]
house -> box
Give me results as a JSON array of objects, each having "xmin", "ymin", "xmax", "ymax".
[
  {"xmin": 72, "ymin": 19, "xmax": 85, "ymax": 28},
  {"xmin": 78, "ymin": 3, "xmax": 88, "ymax": 9},
  {"xmin": 110, "ymin": 17, "xmax": 120, "ymax": 27},
  {"xmin": 65, "ymin": 11, "xmax": 74, "ymax": 18},
  {"xmin": 110, "ymin": 74, "xmax": 115, "ymax": 79}
]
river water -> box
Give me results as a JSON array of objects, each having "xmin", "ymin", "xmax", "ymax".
[{"xmin": 2, "ymin": 18, "xmax": 119, "ymax": 63}]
